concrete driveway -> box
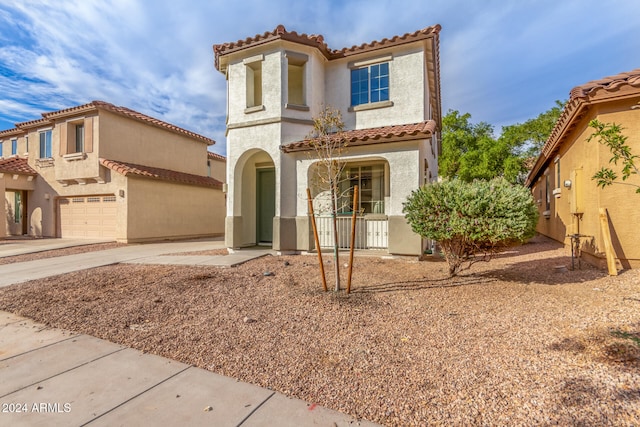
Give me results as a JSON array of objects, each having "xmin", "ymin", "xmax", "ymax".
[{"xmin": 0, "ymin": 238, "xmax": 271, "ymax": 288}]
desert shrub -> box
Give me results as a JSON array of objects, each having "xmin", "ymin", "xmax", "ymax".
[{"xmin": 403, "ymin": 178, "xmax": 538, "ymax": 276}]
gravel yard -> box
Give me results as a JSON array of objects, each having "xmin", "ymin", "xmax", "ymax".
[{"xmin": 0, "ymin": 235, "xmax": 638, "ymax": 426}]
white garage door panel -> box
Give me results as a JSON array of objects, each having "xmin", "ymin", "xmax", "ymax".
[{"xmin": 59, "ymin": 195, "xmax": 117, "ymax": 238}]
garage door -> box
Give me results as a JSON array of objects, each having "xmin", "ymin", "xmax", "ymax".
[{"xmin": 59, "ymin": 195, "xmax": 117, "ymax": 238}]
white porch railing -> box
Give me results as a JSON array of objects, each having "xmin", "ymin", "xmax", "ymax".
[{"xmin": 315, "ymin": 216, "xmax": 388, "ymax": 250}]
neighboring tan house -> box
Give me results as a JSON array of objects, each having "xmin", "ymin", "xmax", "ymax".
[
  {"xmin": 525, "ymin": 68, "xmax": 640, "ymax": 268},
  {"xmin": 0, "ymin": 101, "xmax": 226, "ymax": 242},
  {"xmin": 213, "ymin": 24, "xmax": 441, "ymax": 255}
]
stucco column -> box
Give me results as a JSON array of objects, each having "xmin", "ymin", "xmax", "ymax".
[{"xmin": 0, "ymin": 179, "xmax": 6, "ymax": 238}]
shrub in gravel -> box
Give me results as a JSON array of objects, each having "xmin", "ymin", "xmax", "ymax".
[{"xmin": 403, "ymin": 178, "xmax": 538, "ymax": 276}]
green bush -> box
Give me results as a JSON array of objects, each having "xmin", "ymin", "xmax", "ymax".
[{"xmin": 403, "ymin": 178, "xmax": 538, "ymax": 276}]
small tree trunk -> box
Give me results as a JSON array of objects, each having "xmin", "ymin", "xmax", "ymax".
[{"xmin": 330, "ymin": 180, "xmax": 341, "ymax": 291}]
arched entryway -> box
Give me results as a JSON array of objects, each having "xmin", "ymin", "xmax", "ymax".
[
  {"xmin": 256, "ymin": 167, "xmax": 275, "ymax": 244},
  {"xmin": 230, "ymin": 149, "xmax": 276, "ymax": 247}
]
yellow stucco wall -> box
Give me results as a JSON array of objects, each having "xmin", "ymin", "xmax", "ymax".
[
  {"xmin": 533, "ymin": 98, "xmax": 640, "ymax": 268},
  {"xmin": 124, "ymin": 177, "xmax": 225, "ymax": 243}
]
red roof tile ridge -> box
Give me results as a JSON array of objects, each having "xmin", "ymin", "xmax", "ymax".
[
  {"xmin": 332, "ymin": 25, "xmax": 441, "ymax": 56},
  {"xmin": 528, "ymin": 68, "xmax": 640, "ymax": 185},
  {"xmin": 0, "ymin": 156, "xmax": 38, "ymax": 175},
  {"xmin": 207, "ymin": 151, "xmax": 226, "ymax": 161},
  {"xmin": 214, "ymin": 24, "xmax": 441, "ymax": 68},
  {"xmin": 90, "ymin": 101, "xmax": 216, "ymax": 145},
  {"xmin": 214, "ymin": 24, "xmax": 329, "ymax": 55},
  {"xmin": 12, "ymin": 101, "xmax": 215, "ymax": 146},
  {"xmin": 99, "ymin": 158, "xmax": 223, "ymax": 189},
  {"xmin": 571, "ymin": 68, "xmax": 640, "ymax": 99},
  {"xmin": 281, "ymin": 120, "xmax": 435, "ymax": 153}
]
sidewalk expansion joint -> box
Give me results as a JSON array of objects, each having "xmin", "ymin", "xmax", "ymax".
[
  {"xmin": 81, "ymin": 364, "xmax": 193, "ymax": 426},
  {"xmin": 0, "ymin": 331, "xmax": 80, "ymax": 362},
  {"xmin": 236, "ymin": 390, "xmax": 276, "ymax": 426},
  {"xmin": 0, "ymin": 344, "xmax": 125, "ymax": 399}
]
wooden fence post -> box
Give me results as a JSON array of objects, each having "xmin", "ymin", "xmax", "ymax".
[
  {"xmin": 307, "ymin": 188, "xmax": 328, "ymax": 291},
  {"xmin": 598, "ymin": 208, "xmax": 618, "ymax": 276},
  {"xmin": 347, "ymin": 185, "xmax": 358, "ymax": 294}
]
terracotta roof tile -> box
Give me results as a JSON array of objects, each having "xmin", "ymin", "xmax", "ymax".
[
  {"xmin": 570, "ymin": 68, "xmax": 640, "ymax": 99},
  {"xmin": 7, "ymin": 101, "xmax": 215, "ymax": 146},
  {"xmin": 214, "ymin": 24, "xmax": 441, "ymax": 70},
  {"xmin": 100, "ymin": 158, "xmax": 223, "ymax": 189},
  {"xmin": 526, "ymin": 68, "xmax": 640, "ymax": 187},
  {"xmin": 207, "ymin": 151, "xmax": 226, "ymax": 161},
  {"xmin": 281, "ymin": 120, "xmax": 436, "ymax": 153},
  {"xmin": 0, "ymin": 128, "xmax": 26, "ymax": 138},
  {"xmin": 0, "ymin": 157, "xmax": 38, "ymax": 176}
]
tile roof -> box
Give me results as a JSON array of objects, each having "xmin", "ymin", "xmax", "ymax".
[
  {"xmin": 526, "ymin": 68, "xmax": 640, "ymax": 187},
  {"xmin": 7, "ymin": 101, "xmax": 215, "ymax": 146},
  {"xmin": 214, "ymin": 24, "xmax": 441, "ymax": 70},
  {"xmin": 207, "ymin": 151, "xmax": 226, "ymax": 161},
  {"xmin": 0, "ymin": 128, "xmax": 26, "ymax": 139},
  {"xmin": 280, "ymin": 120, "xmax": 436, "ymax": 153},
  {"xmin": 100, "ymin": 158, "xmax": 223, "ymax": 189},
  {"xmin": 0, "ymin": 157, "xmax": 38, "ymax": 176},
  {"xmin": 570, "ymin": 68, "xmax": 640, "ymax": 100}
]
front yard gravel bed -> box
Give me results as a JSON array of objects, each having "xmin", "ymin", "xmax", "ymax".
[{"xmin": 0, "ymin": 236, "xmax": 638, "ymax": 425}]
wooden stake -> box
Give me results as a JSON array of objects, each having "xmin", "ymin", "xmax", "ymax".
[
  {"xmin": 598, "ymin": 208, "xmax": 618, "ymax": 276},
  {"xmin": 307, "ymin": 188, "xmax": 328, "ymax": 291},
  {"xmin": 347, "ymin": 185, "xmax": 358, "ymax": 294}
]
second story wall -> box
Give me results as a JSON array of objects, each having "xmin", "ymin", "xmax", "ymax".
[
  {"xmin": 98, "ymin": 110, "xmax": 208, "ymax": 176},
  {"xmin": 325, "ymin": 44, "xmax": 428, "ymax": 130}
]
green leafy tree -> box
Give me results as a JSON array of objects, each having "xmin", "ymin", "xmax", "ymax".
[
  {"xmin": 587, "ymin": 119, "xmax": 640, "ymax": 193},
  {"xmin": 499, "ymin": 100, "xmax": 565, "ymax": 159},
  {"xmin": 440, "ymin": 103, "xmax": 563, "ymax": 184},
  {"xmin": 439, "ymin": 110, "xmax": 500, "ymax": 181},
  {"xmin": 403, "ymin": 178, "xmax": 538, "ymax": 276}
]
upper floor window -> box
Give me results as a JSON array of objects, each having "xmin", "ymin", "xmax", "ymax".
[
  {"xmin": 11, "ymin": 139, "xmax": 17, "ymax": 155},
  {"xmin": 74, "ymin": 123, "xmax": 85, "ymax": 153},
  {"xmin": 0, "ymin": 141, "xmax": 3, "ymax": 156},
  {"xmin": 39, "ymin": 130, "xmax": 52, "ymax": 159},
  {"xmin": 285, "ymin": 51, "xmax": 308, "ymax": 109},
  {"xmin": 244, "ymin": 54, "xmax": 264, "ymax": 111},
  {"xmin": 351, "ymin": 62, "xmax": 389, "ymax": 106}
]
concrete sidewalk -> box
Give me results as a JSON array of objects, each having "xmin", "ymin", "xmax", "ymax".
[
  {"xmin": 0, "ymin": 239, "xmax": 272, "ymax": 288},
  {"xmin": 0, "ymin": 238, "xmax": 114, "ymax": 258},
  {"xmin": 0, "ymin": 311, "xmax": 378, "ymax": 426}
]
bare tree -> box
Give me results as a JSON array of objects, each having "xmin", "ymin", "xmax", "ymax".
[{"xmin": 307, "ymin": 106, "xmax": 346, "ymax": 291}]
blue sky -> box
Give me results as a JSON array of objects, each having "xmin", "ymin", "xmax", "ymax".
[{"xmin": 0, "ymin": 0, "xmax": 638, "ymax": 156}]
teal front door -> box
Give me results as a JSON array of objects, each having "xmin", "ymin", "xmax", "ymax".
[{"xmin": 256, "ymin": 168, "xmax": 275, "ymax": 244}]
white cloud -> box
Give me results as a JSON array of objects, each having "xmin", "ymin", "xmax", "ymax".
[{"xmin": 0, "ymin": 0, "xmax": 639, "ymax": 149}]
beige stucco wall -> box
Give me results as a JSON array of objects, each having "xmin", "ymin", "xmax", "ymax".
[
  {"xmin": 533, "ymin": 98, "xmax": 640, "ymax": 268},
  {"xmin": 2, "ymin": 106, "xmax": 220, "ymax": 241},
  {"xmin": 98, "ymin": 110, "xmax": 210, "ymax": 175},
  {"xmin": 208, "ymin": 157, "xmax": 226, "ymax": 183},
  {"xmin": 125, "ymin": 178, "xmax": 224, "ymax": 243}
]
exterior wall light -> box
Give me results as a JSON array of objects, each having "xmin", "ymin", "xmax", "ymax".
[{"xmin": 564, "ymin": 180, "xmax": 572, "ymax": 188}]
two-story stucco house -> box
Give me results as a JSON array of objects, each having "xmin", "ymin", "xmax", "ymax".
[
  {"xmin": 213, "ymin": 24, "xmax": 441, "ymax": 255},
  {"xmin": 526, "ymin": 69, "xmax": 640, "ymax": 269},
  {"xmin": 0, "ymin": 101, "xmax": 225, "ymax": 242}
]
